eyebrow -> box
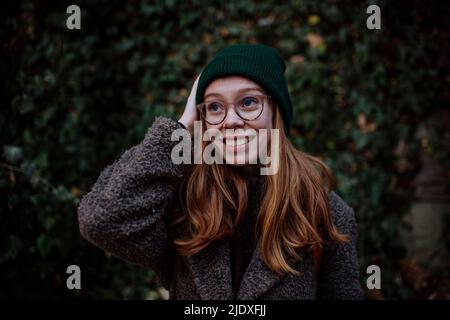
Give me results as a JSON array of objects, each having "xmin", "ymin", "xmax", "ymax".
[{"xmin": 204, "ymin": 87, "xmax": 265, "ymax": 99}]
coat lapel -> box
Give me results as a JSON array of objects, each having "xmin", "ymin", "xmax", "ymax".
[
  {"xmin": 236, "ymin": 245, "xmax": 285, "ymax": 300},
  {"xmin": 186, "ymin": 238, "xmax": 234, "ymax": 300},
  {"xmin": 186, "ymin": 238, "xmax": 285, "ymax": 300}
]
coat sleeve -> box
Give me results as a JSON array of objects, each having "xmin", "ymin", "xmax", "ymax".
[
  {"xmin": 316, "ymin": 191, "xmax": 366, "ymax": 299},
  {"xmin": 77, "ymin": 117, "xmax": 190, "ymax": 287}
]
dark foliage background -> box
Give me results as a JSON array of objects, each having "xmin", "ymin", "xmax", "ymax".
[{"xmin": 1, "ymin": 0, "xmax": 449, "ymax": 299}]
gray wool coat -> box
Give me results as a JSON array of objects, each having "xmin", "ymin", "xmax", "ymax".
[{"xmin": 77, "ymin": 117, "xmax": 365, "ymax": 300}]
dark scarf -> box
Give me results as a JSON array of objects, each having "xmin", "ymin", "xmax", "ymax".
[{"xmin": 228, "ymin": 167, "xmax": 265, "ymax": 298}]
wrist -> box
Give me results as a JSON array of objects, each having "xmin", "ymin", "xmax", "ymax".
[
  {"xmin": 177, "ymin": 120, "xmax": 187, "ymax": 129},
  {"xmin": 178, "ymin": 118, "xmax": 193, "ymax": 132}
]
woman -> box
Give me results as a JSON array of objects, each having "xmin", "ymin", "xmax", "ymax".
[{"xmin": 78, "ymin": 44, "xmax": 364, "ymax": 299}]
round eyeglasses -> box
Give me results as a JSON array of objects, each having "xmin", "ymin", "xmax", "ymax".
[{"xmin": 196, "ymin": 94, "xmax": 271, "ymax": 125}]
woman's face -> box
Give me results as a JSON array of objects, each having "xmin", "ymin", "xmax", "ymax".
[{"xmin": 203, "ymin": 76, "xmax": 274, "ymax": 167}]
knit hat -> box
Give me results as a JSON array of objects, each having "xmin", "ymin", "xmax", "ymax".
[{"xmin": 195, "ymin": 44, "xmax": 293, "ymax": 134}]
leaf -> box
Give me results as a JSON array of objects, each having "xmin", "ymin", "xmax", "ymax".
[
  {"xmin": 36, "ymin": 235, "xmax": 52, "ymax": 257},
  {"xmin": 3, "ymin": 145, "xmax": 23, "ymax": 164}
]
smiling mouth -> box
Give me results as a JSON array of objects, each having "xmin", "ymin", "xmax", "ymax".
[{"xmin": 223, "ymin": 134, "xmax": 257, "ymax": 147}]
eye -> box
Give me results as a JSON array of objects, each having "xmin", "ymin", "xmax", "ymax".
[
  {"xmin": 240, "ymin": 96, "xmax": 259, "ymax": 108},
  {"xmin": 206, "ymin": 102, "xmax": 223, "ymax": 113}
]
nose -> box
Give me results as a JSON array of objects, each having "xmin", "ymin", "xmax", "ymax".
[{"xmin": 222, "ymin": 106, "xmax": 245, "ymax": 130}]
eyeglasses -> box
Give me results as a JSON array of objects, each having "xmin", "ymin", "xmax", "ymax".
[{"xmin": 196, "ymin": 94, "xmax": 271, "ymax": 125}]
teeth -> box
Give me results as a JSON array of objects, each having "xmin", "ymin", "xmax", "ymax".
[
  {"xmin": 224, "ymin": 135, "xmax": 255, "ymax": 147},
  {"xmin": 236, "ymin": 138, "xmax": 246, "ymax": 146}
]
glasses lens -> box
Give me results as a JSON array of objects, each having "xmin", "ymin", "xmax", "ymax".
[
  {"xmin": 202, "ymin": 102, "xmax": 226, "ymax": 124},
  {"xmin": 236, "ymin": 96, "xmax": 264, "ymax": 120}
]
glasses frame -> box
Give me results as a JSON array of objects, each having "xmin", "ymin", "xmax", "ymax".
[{"xmin": 196, "ymin": 94, "xmax": 272, "ymax": 125}]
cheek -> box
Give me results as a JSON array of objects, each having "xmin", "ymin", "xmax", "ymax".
[
  {"xmin": 253, "ymin": 110, "xmax": 273, "ymax": 130},
  {"xmin": 206, "ymin": 123, "xmax": 220, "ymax": 131}
]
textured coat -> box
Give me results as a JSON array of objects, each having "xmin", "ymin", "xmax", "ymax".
[{"xmin": 77, "ymin": 117, "xmax": 365, "ymax": 300}]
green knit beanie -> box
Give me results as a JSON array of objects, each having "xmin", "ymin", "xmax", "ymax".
[{"xmin": 195, "ymin": 44, "xmax": 293, "ymax": 134}]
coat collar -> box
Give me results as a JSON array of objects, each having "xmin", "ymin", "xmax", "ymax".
[{"xmin": 186, "ymin": 237, "xmax": 284, "ymax": 300}]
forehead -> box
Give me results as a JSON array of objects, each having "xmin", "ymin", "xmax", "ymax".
[{"xmin": 204, "ymin": 76, "xmax": 266, "ymax": 97}]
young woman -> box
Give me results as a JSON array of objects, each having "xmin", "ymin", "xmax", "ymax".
[{"xmin": 78, "ymin": 44, "xmax": 364, "ymax": 299}]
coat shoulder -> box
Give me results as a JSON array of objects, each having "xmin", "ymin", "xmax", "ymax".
[{"xmin": 327, "ymin": 191, "xmax": 357, "ymax": 233}]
